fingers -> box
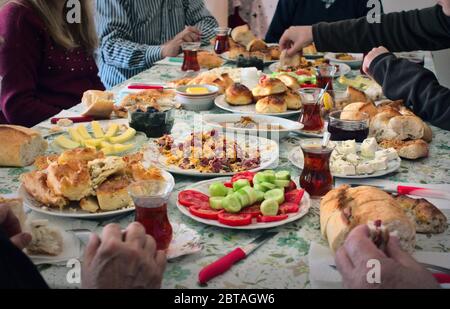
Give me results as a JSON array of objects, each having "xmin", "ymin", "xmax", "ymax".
[
  {"xmin": 155, "ymin": 250, "xmax": 167, "ymax": 272},
  {"xmin": 344, "ymin": 225, "xmax": 386, "ymax": 267},
  {"xmin": 185, "ymin": 26, "xmax": 201, "ymax": 36},
  {"xmin": 0, "ymin": 204, "xmax": 23, "ymax": 238},
  {"xmin": 335, "ymin": 246, "xmax": 354, "ymax": 274},
  {"xmin": 102, "ymin": 223, "xmax": 123, "ymax": 241},
  {"xmin": 84, "ymin": 233, "xmax": 101, "ymax": 266},
  {"xmin": 125, "ymin": 222, "xmax": 147, "ymax": 249},
  {"xmin": 144, "ymin": 235, "xmax": 157, "ymax": 257},
  {"xmin": 10, "ymin": 232, "xmax": 32, "ymax": 250},
  {"xmin": 385, "ymin": 236, "xmax": 420, "ymax": 269}
]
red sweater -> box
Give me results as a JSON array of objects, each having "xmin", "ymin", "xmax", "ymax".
[{"xmin": 0, "ymin": 2, "xmax": 105, "ymax": 127}]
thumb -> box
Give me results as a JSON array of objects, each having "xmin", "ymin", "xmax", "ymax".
[
  {"xmin": 10, "ymin": 232, "xmax": 32, "ymax": 250},
  {"xmin": 385, "ymin": 236, "xmax": 418, "ymax": 268},
  {"xmin": 83, "ymin": 233, "xmax": 101, "ymax": 266}
]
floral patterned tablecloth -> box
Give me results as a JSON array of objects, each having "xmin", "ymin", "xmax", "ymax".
[{"xmin": 1, "ymin": 61, "xmax": 449, "ymax": 289}]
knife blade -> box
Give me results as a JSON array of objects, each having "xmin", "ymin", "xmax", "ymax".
[
  {"xmin": 198, "ymin": 231, "xmax": 278, "ymax": 285},
  {"xmin": 348, "ymin": 184, "xmax": 450, "ymax": 201}
]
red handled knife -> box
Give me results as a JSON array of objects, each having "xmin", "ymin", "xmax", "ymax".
[
  {"xmin": 349, "ymin": 184, "xmax": 450, "ymax": 201},
  {"xmin": 50, "ymin": 116, "xmax": 94, "ymax": 124},
  {"xmin": 198, "ymin": 231, "xmax": 278, "ymax": 285}
]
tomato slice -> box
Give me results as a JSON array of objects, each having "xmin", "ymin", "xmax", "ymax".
[
  {"xmin": 224, "ymin": 182, "xmax": 233, "ymax": 188},
  {"xmin": 286, "ymin": 181, "xmax": 297, "ymax": 192},
  {"xmin": 218, "ymin": 213, "xmax": 252, "ymax": 227},
  {"xmin": 189, "ymin": 206, "xmax": 223, "ymax": 220},
  {"xmin": 178, "ymin": 190, "xmax": 209, "ymax": 208},
  {"xmin": 239, "ymin": 204, "xmax": 262, "ymax": 218},
  {"xmin": 231, "ymin": 171, "xmax": 255, "ymax": 185},
  {"xmin": 279, "ymin": 202, "xmax": 300, "ymax": 214},
  {"xmin": 257, "ymin": 215, "xmax": 289, "ymax": 223},
  {"xmin": 285, "ymin": 189, "xmax": 305, "ymax": 206}
]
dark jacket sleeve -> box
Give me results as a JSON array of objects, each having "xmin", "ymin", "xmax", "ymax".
[
  {"xmin": 0, "ymin": 228, "xmax": 49, "ymax": 289},
  {"xmin": 312, "ymin": 5, "xmax": 450, "ymax": 53},
  {"xmin": 369, "ymin": 53, "xmax": 450, "ymax": 130},
  {"xmin": 265, "ymin": 0, "xmax": 297, "ymax": 43}
]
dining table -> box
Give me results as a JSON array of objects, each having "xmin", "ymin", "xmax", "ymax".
[{"xmin": 1, "ymin": 52, "xmax": 449, "ymax": 289}]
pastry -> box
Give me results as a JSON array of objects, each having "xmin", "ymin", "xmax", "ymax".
[
  {"xmin": 21, "ymin": 171, "xmax": 69, "ymax": 209},
  {"xmin": 96, "ymin": 175, "xmax": 133, "ymax": 211},
  {"xmin": 231, "ymin": 24, "xmax": 256, "ymax": 47},
  {"xmin": 341, "ymin": 102, "xmax": 379, "ymax": 121},
  {"xmin": 26, "ymin": 220, "xmax": 63, "ymax": 257},
  {"xmin": 255, "ymin": 95, "xmax": 288, "ymax": 114},
  {"xmin": 379, "ymin": 139, "xmax": 429, "ymax": 160},
  {"xmin": 88, "ymin": 156, "xmax": 126, "ymax": 188},
  {"xmin": 280, "ymin": 50, "xmax": 302, "ymax": 67},
  {"xmin": 276, "ymin": 74, "xmax": 300, "ymax": 91},
  {"xmin": 246, "ymin": 39, "xmax": 267, "ymax": 52},
  {"xmin": 252, "ymin": 77, "xmax": 288, "ymax": 97},
  {"xmin": 225, "ymin": 83, "xmax": 253, "ymax": 106},
  {"xmin": 197, "ymin": 50, "xmax": 224, "ymax": 69},
  {"xmin": 284, "ymin": 91, "xmax": 302, "ymax": 110},
  {"xmin": 82, "ymin": 90, "xmax": 115, "ymax": 119}
]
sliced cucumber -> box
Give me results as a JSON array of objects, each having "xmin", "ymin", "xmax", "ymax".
[
  {"xmin": 233, "ymin": 179, "xmax": 251, "ymax": 192},
  {"xmin": 235, "ymin": 191, "xmax": 250, "ymax": 208},
  {"xmin": 261, "ymin": 182, "xmax": 277, "ymax": 191},
  {"xmin": 253, "ymin": 173, "xmax": 265, "ymax": 185},
  {"xmin": 255, "ymin": 190, "xmax": 265, "ymax": 202},
  {"xmin": 209, "ymin": 182, "xmax": 229, "ymax": 197},
  {"xmin": 274, "ymin": 179, "xmax": 291, "ymax": 188},
  {"xmin": 240, "ymin": 186, "xmax": 257, "ymax": 205},
  {"xmin": 209, "ymin": 197, "xmax": 224, "ymax": 210},
  {"xmin": 275, "ymin": 171, "xmax": 291, "ymax": 181},
  {"xmin": 226, "ymin": 188, "xmax": 234, "ymax": 196},
  {"xmin": 254, "ymin": 183, "xmax": 267, "ymax": 192},
  {"xmin": 222, "ymin": 195, "xmax": 242, "ymax": 214},
  {"xmin": 264, "ymin": 188, "xmax": 285, "ymax": 205},
  {"xmin": 261, "ymin": 199, "xmax": 279, "ymax": 216}
]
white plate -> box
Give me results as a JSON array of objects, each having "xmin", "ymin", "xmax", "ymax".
[
  {"xmin": 176, "ymin": 177, "xmax": 311, "ymax": 230},
  {"xmin": 144, "ymin": 134, "xmax": 279, "ymax": 177},
  {"xmin": 303, "ymin": 52, "xmax": 326, "ymax": 59},
  {"xmin": 202, "ymin": 114, "xmax": 303, "ymax": 139},
  {"xmin": 288, "ymin": 146, "xmax": 401, "ymax": 179},
  {"xmin": 214, "ymin": 95, "xmax": 301, "ymax": 119},
  {"xmin": 268, "ymin": 62, "xmax": 352, "ymax": 76},
  {"xmin": 220, "ymin": 44, "xmax": 279, "ymax": 64},
  {"xmin": 325, "ymin": 53, "xmax": 364, "ymax": 68}
]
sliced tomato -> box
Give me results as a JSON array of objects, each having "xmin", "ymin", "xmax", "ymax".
[
  {"xmin": 178, "ymin": 190, "xmax": 209, "ymax": 208},
  {"xmin": 257, "ymin": 215, "xmax": 289, "ymax": 223},
  {"xmin": 279, "ymin": 202, "xmax": 300, "ymax": 215},
  {"xmin": 285, "ymin": 189, "xmax": 305, "ymax": 206},
  {"xmin": 231, "ymin": 171, "xmax": 255, "ymax": 185},
  {"xmin": 218, "ymin": 213, "xmax": 252, "ymax": 227},
  {"xmin": 286, "ymin": 181, "xmax": 297, "ymax": 192},
  {"xmin": 224, "ymin": 182, "xmax": 233, "ymax": 188},
  {"xmin": 239, "ymin": 204, "xmax": 262, "ymax": 218},
  {"xmin": 189, "ymin": 206, "xmax": 223, "ymax": 220},
  {"xmin": 296, "ymin": 69, "xmax": 312, "ymax": 76},
  {"xmin": 300, "ymin": 83, "xmax": 317, "ymax": 88}
]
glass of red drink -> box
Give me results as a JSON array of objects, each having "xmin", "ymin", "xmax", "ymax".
[
  {"xmin": 214, "ymin": 27, "xmax": 231, "ymax": 54},
  {"xmin": 128, "ymin": 172, "xmax": 175, "ymax": 251},
  {"xmin": 300, "ymin": 140, "xmax": 335, "ymax": 198},
  {"xmin": 316, "ymin": 64, "xmax": 337, "ymax": 90},
  {"xmin": 328, "ymin": 111, "xmax": 370, "ymax": 143},
  {"xmin": 181, "ymin": 42, "xmax": 201, "ymax": 72},
  {"xmin": 299, "ymin": 88, "xmax": 325, "ymax": 133}
]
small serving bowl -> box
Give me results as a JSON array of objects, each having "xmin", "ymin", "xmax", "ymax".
[{"xmin": 175, "ymin": 84, "xmax": 219, "ymax": 112}]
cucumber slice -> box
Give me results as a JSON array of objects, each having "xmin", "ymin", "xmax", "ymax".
[
  {"xmin": 261, "ymin": 182, "xmax": 277, "ymax": 191},
  {"xmin": 275, "ymin": 171, "xmax": 291, "ymax": 181},
  {"xmin": 235, "ymin": 191, "xmax": 250, "ymax": 208},
  {"xmin": 261, "ymin": 199, "xmax": 279, "ymax": 216},
  {"xmin": 233, "ymin": 179, "xmax": 251, "ymax": 192},
  {"xmin": 240, "ymin": 186, "xmax": 257, "ymax": 205},
  {"xmin": 262, "ymin": 173, "xmax": 276, "ymax": 184},
  {"xmin": 254, "ymin": 183, "xmax": 268, "ymax": 192},
  {"xmin": 264, "ymin": 188, "xmax": 285, "ymax": 205},
  {"xmin": 262, "ymin": 170, "xmax": 275, "ymax": 176},
  {"xmin": 222, "ymin": 195, "xmax": 242, "ymax": 214},
  {"xmin": 253, "ymin": 173, "xmax": 265, "ymax": 185},
  {"xmin": 255, "ymin": 190, "xmax": 265, "ymax": 202},
  {"xmin": 209, "ymin": 183, "xmax": 229, "ymax": 197},
  {"xmin": 209, "ymin": 197, "xmax": 224, "ymax": 210},
  {"xmin": 274, "ymin": 179, "xmax": 291, "ymax": 188}
]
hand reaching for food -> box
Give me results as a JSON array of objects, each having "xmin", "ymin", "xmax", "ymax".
[
  {"xmin": 279, "ymin": 26, "xmax": 313, "ymax": 56},
  {"xmin": 0, "ymin": 203, "xmax": 32, "ymax": 250},
  {"xmin": 335, "ymin": 225, "xmax": 439, "ymax": 289},
  {"xmin": 362, "ymin": 46, "xmax": 390, "ymax": 75}
]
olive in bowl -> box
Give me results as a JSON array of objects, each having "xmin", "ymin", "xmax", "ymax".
[{"xmin": 128, "ymin": 107, "xmax": 175, "ymax": 138}]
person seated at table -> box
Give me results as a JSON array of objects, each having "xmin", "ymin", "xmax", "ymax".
[
  {"xmin": 0, "ymin": 202, "xmax": 166, "ymax": 289},
  {"xmin": 265, "ymin": 0, "xmax": 377, "ymax": 43},
  {"xmin": 335, "ymin": 225, "xmax": 439, "ymax": 289},
  {"xmin": 279, "ymin": 1, "xmax": 450, "ymax": 131},
  {"xmin": 0, "ymin": 0, "xmax": 105, "ymax": 127},
  {"xmin": 96, "ymin": 0, "xmax": 218, "ymax": 89}
]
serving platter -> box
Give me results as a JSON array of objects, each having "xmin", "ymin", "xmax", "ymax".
[
  {"xmin": 325, "ymin": 53, "xmax": 364, "ymax": 69},
  {"xmin": 214, "ymin": 95, "xmax": 301, "ymax": 118},
  {"xmin": 268, "ymin": 62, "xmax": 352, "ymax": 76},
  {"xmin": 176, "ymin": 177, "xmax": 311, "ymax": 230}
]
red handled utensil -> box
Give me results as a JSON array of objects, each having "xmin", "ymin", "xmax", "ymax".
[
  {"xmin": 349, "ymin": 184, "xmax": 450, "ymax": 201},
  {"xmin": 50, "ymin": 116, "xmax": 94, "ymax": 124}
]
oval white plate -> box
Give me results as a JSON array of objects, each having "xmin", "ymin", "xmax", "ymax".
[
  {"xmin": 145, "ymin": 134, "xmax": 280, "ymax": 177},
  {"xmin": 288, "ymin": 146, "xmax": 401, "ymax": 179},
  {"xmin": 325, "ymin": 53, "xmax": 364, "ymax": 68},
  {"xmin": 268, "ymin": 62, "xmax": 352, "ymax": 76},
  {"xmin": 202, "ymin": 114, "xmax": 303, "ymax": 139},
  {"xmin": 177, "ymin": 177, "xmax": 311, "ymax": 230},
  {"xmin": 214, "ymin": 95, "xmax": 301, "ymax": 119},
  {"xmin": 220, "ymin": 43, "xmax": 279, "ymax": 64}
]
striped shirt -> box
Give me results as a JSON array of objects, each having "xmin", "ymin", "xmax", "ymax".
[{"xmin": 96, "ymin": 0, "xmax": 218, "ymax": 88}]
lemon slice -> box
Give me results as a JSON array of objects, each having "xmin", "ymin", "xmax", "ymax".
[{"xmin": 322, "ymin": 92, "xmax": 334, "ymax": 111}]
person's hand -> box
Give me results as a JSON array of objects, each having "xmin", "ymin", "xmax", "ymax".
[
  {"xmin": 279, "ymin": 26, "xmax": 313, "ymax": 56},
  {"xmin": 176, "ymin": 26, "xmax": 201, "ymax": 43},
  {"xmin": 0, "ymin": 204, "xmax": 31, "ymax": 250},
  {"xmin": 335, "ymin": 225, "xmax": 439, "ymax": 289},
  {"xmin": 82, "ymin": 223, "xmax": 166, "ymax": 289},
  {"xmin": 161, "ymin": 38, "xmax": 183, "ymax": 58},
  {"xmin": 362, "ymin": 46, "xmax": 390, "ymax": 75}
]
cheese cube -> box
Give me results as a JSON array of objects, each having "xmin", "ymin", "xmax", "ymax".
[
  {"xmin": 356, "ymin": 162, "xmax": 375, "ymax": 175},
  {"xmin": 361, "ymin": 138, "xmax": 378, "ymax": 158},
  {"xmin": 368, "ymin": 157, "xmax": 388, "ymax": 171},
  {"xmin": 337, "ymin": 140, "xmax": 357, "ymax": 155},
  {"xmin": 345, "ymin": 153, "xmax": 360, "ymax": 165},
  {"xmin": 375, "ymin": 148, "xmax": 399, "ymax": 161},
  {"xmin": 333, "ymin": 159, "xmax": 356, "ymax": 175}
]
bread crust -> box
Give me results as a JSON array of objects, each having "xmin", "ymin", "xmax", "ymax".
[
  {"xmin": 226, "ymin": 83, "xmax": 253, "ymax": 106},
  {"xmin": 255, "ymin": 95, "xmax": 288, "ymax": 114}
]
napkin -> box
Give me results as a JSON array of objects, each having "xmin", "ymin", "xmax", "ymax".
[
  {"xmin": 308, "ymin": 242, "xmax": 450, "ymax": 289},
  {"xmin": 154, "ymin": 57, "xmax": 184, "ymax": 67}
]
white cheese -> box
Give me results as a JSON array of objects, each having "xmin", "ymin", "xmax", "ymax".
[
  {"xmin": 360, "ymin": 138, "xmax": 378, "ymax": 158},
  {"xmin": 345, "ymin": 153, "xmax": 360, "ymax": 165},
  {"xmin": 368, "ymin": 157, "xmax": 388, "ymax": 171},
  {"xmin": 375, "ymin": 148, "xmax": 399, "ymax": 161},
  {"xmin": 337, "ymin": 140, "xmax": 357, "ymax": 155},
  {"xmin": 356, "ymin": 162, "xmax": 375, "ymax": 175},
  {"xmin": 333, "ymin": 159, "xmax": 356, "ymax": 175}
]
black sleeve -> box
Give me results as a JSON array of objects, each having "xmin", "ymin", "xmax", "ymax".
[
  {"xmin": 265, "ymin": 0, "xmax": 296, "ymax": 43},
  {"xmin": 370, "ymin": 53, "xmax": 450, "ymax": 131},
  {"xmin": 0, "ymin": 228, "xmax": 49, "ymax": 289},
  {"xmin": 312, "ymin": 5, "xmax": 450, "ymax": 53}
]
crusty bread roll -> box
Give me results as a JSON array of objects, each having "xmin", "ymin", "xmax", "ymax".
[
  {"xmin": 379, "ymin": 139, "xmax": 429, "ymax": 160},
  {"xmin": 80, "ymin": 196, "xmax": 100, "ymax": 213},
  {"xmin": 21, "ymin": 171, "xmax": 69, "ymax": 209},
  {"xmin": 26, "ymin": 220, "xmax": 63, "ymax": 256},
  {"xmin": 284, "ymin": 91, "xmax": 302, "ymax": 110},
  {"xmin": 276, "ymin": 74, "xmax": 300, "ymax": 91},
  {"xmin": 255, "ymin": 95, "xmax": 288, "ymax": 114},
  {"xmin": 0, "ymin": 196, "xmax": 26, "ymax": 229},
  {"xmin": 46, "ymin": 162, "xmax": 93, "ymax": 201},
  {"xmin": 252, "ymin": 78, "xmax": 288, "ymax": 97},
  {"xmin": 96, "ymin": 175, "xmax": 132, "ymax": 211},
  {"xmin": 341, "ymin": 102, "xmax": 378, "ymax": 121},
  {"xmin": 231, "ymin": 25, "xmax": 256, "ymax": 47},
  {"xmin": 321, "ymin": 185, "xmax": 416, "ymax": 253},
  {"xmin": 371, "ymin": 112, "xmax": 427, "ymax": 142},
  {"xmin": 0, "ymin": 125, "xmax": 48, "ymax": 167},
  {"xmin": 269, "ymin": 46, "xmax": 281, "ymax": 60},
  {"xmin": 246, "ymin": 39, "xmax": 267, "ymax": 52},
  {"xmin": 280, "ymin": 50, "xmax": 302, "ymax": 67},
  {"xmin": 347, "ymin": 86, "xmax": 369, "ymax": 103},
  {"xmin": 82, "ymin": 90, "xmax": 115, "ymax": 119},
  {"xmin": 225, "ymin": 83, "xmax": 253, "ymax": 106}
]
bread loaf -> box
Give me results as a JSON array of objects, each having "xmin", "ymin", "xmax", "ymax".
[
  {"xmin": 26, "ymin": 220, "xmax": 63, "ymax": 256},
  {"xmin": 0, "ymin": 196, "xmax": 26, "ymax": 228},
  {"xmin": 320, "ymin": 185, "xmax": 416, "ymax": 253},
  {"xmin": 379, "ymin": 139, "xmax": 429, "ymax": 160},
  {"xmin": 0, "ymin": 125, "xmax": 48, "ymax": 167},
  {"xmin": 82, "ymin": 90, "xmax": 115, "ymax": 119},
  {"xmin": 231, "ymin": 25, "xmax": 256, "ymax": 47}
]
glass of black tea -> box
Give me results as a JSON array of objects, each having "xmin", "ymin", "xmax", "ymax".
[{"xmin": 328, "ymin": 111, "xmax": 369, "ymax": 143}]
